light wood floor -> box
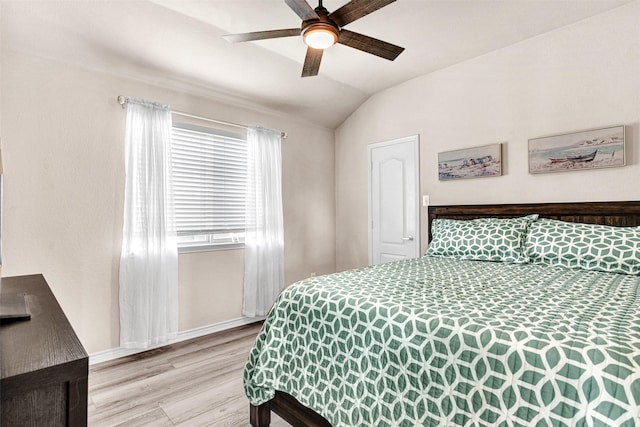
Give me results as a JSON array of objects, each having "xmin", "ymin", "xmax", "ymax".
[{"xmin": 88, "ymin": 322, "xmax": 288, "ymax": 426}]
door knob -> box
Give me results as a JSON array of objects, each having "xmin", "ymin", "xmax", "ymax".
[{"xmin": 402, "ymin": 236, "xmax": 414, "ymax": 241}]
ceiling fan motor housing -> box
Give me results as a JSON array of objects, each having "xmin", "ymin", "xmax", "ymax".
[{"xmin": 301, "ymin": 6, "xmax": 340, "ymax": 49}]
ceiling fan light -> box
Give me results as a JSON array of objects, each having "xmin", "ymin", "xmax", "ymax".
[{"xmin": 303, "ymin": 27, "xmax": 337, "ymax": 49}]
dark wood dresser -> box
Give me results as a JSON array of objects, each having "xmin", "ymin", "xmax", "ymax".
[{"xmin": 0, "ymin": 274, "xmax": 88, "ymax": 426}]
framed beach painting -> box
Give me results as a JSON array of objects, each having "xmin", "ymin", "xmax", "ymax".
[
  {"xmin": 528, "ymin": 125, "xmax": 625, "ymax": 174},
  {"xmin": 438, "ymin": 143, "xmax": 502, "ymax": 181}
]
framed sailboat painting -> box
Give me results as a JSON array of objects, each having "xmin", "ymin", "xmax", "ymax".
[
  {"xmin": 528, "ymin": 125, "xmax": 625, "ymax": 174},
  {"xmin": 438, "ymin": 143, "xmax": 503, "ymax": 180}
]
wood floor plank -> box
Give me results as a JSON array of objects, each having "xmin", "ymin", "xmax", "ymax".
[
  {"xmin": 90, "ymin": 360, "xmax": 245, "ymax": 424},
  {"xmin": 113, "ymin": 407, "xmax": 175, "ymax": 427},
  {"xmin": 171, "ymin": 393, "xmax": 247, "ymax": 427},
  {"xmin": 90, "ymin": 401, "xmax": 163, "ymax": 426},
  {"xmin": 88, "ymin": 322, "xmax": 270, "ymax": 427},
  {"xmin": 91, "ymin": 349, "xmax": 245, "ymax": 406},
  {"xmin": 89, "ymin": 360, "xmax": 175, "ymax": 394},
  {"xmin": 271, "ymin": 414, "xmax": 292, "ymax": 427},
  {"xmin": 169, "ymin": 333, "xmax": 257, "ymax": 370},
  {"xmin": 161, "ymin": 375, "xmax": 243, "ymax": 423}
]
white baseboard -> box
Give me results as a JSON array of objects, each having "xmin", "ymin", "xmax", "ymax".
[{"xmin": 89, "ymin": 316, "xmax": 265, "ymax": 365}]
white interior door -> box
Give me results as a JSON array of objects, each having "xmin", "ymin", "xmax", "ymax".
[{"xmin": 369, "ymin": 135, "xmax": 419, "ymax": 265}]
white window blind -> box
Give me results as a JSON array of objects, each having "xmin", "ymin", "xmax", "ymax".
[{"xmin": 171, "ymin": 123, "xmax": 247, "ymax": 250}]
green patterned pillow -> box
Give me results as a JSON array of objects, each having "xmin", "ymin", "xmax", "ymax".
[
  {"xmin": 426, "ymin": 215, "xmax": 538, "ymax": 263},
  {"xmin": 526, "ymin": 219, "xmax": 640, "ymax": 275}
]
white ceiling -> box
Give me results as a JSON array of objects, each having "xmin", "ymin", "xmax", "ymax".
[{"xmin": 1, "ymin": 0, "xmax": 632, "ymax": 128}]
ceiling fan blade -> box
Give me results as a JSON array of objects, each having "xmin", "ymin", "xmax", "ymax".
[
  {"xmin": 223, "ymin": 28, "xmax": 300, "ymax": 43},
  {"xmin": 338, "ymin": 29, "xmax": 404, "ymax": 61},
  {"xmin": 285, "ymin": 0, "xmax": 319, "ymax": 22},
  {"xmin": 329, "ymin": 0, "xmax": 396, "ymax": 27},
  {"xmin": 302, "ymin": 47, "xmax": 323, "ymax": 77}
]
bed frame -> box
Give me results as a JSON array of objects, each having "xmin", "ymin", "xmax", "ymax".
[{"xmin": 249, "ymin": 200, "xmax": 640, "ymax": 427}]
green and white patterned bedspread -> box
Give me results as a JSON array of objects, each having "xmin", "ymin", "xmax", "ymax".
[{"xmin": 244, "ymin": 256, "xmax": 640, "ymax": 426}]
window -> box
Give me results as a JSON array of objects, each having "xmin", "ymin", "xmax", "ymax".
[{"xmin": 171, "ymin": 123, "xmax": 247, "ymax": 251}]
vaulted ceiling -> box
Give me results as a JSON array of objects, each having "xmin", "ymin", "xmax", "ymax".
[{"xmin": 1, "ymin": 0, "xmax": 632, "ymax": 128}]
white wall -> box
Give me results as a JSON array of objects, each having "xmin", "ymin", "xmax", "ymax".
[
  {"xmin": 0, "ymin": 49, "xmax": 336, "ymax": 354},
  {"xmin": 335, "ymin": 1, "xmax": 640, "ymax": 271}
]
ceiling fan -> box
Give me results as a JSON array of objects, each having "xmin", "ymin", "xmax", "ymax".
[{"xmin": 223, "ymin": 0, "xmax": 405, "ymax": 77}]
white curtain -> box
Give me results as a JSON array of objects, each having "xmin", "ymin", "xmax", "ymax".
[
  {"xmin": 119, "ymin": 98, "xmax": 178, "ymax": 349},
  {"xmin": 243, "ymin": 125, "xmax": 284, "ymax": 317}
]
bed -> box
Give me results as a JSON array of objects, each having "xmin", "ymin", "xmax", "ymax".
[{"xmin": 245, "ymin": 201, "xmax": 640, "ymax": 426}]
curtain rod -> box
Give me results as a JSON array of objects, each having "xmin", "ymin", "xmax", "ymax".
[{"xmin": 117, "ymin": 96, "xmax": 287, "ymax": 139}]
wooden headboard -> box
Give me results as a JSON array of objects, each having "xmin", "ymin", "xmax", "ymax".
[{"xmin": 428, "ymin": 201, "xmax": 640, "ymax": 242}]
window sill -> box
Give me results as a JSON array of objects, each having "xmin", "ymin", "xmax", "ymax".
[{"xmin": 178, "ymin": 244, "xmax": 244, "ymax": 254}]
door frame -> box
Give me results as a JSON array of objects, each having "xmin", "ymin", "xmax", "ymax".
[{"xmin": 368, "ymin": 134, "xmax": 420, "ymax": 266}]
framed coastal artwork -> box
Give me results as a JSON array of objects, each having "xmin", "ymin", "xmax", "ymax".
[
  {"xmin": 438, "ymin": 143, "xmax": 502, "ymax": 181},
  {"xmin": 528, "ymin": 125, "xmax": 625, "ymax": 174}
]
